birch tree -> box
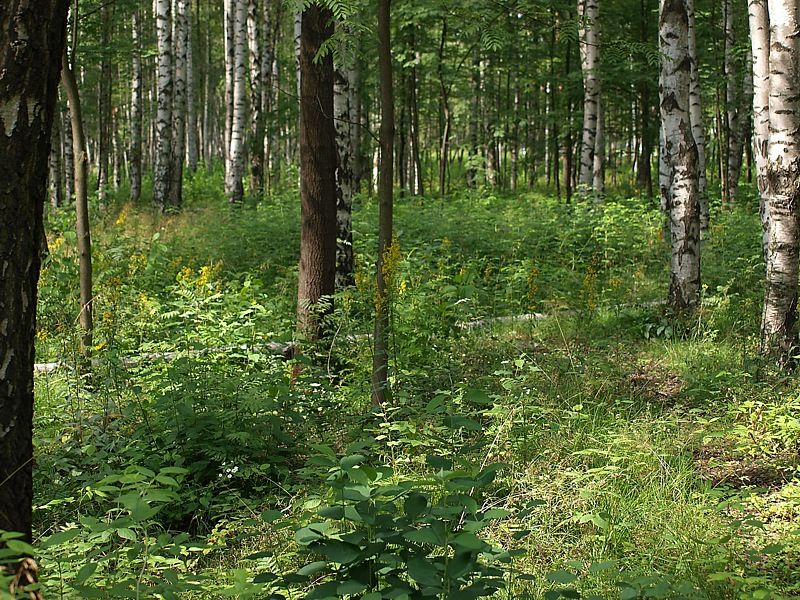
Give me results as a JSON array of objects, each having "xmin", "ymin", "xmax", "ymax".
[
  {"xmin": 154, "ymin": 0, "xmax": 173, "ymax": 210},
  {"xmin": 334, "ymin": 24, "xmax": 357, "ymax": 288},
  {"xmin": 0, "ymin": 0, "xmax": 68, "ymax": 542},
  {"xmin": 749, "ymin": 0, "xmax": 770, "ymax": 264},
  {"xmin": 168, "ymin": 0, "xmax": 188, "ymax": 209},
  {"xmin": 687, "ymin": 0, "xmax": 708, "ymax": 233},
  {"xmin": 660, "ymin": 0, "xmax": 701, "ymax": 309},
  {"xmin": 247, "ymin": 0, "xmax": 264, "ymax": 197},
  {"xmin": 578, "ymin": 0, "xmax": 601, "ymax": 192},
  {"xmin": 226, "ymin": 0, "xmax": 248, "ymax": 203},
  {"xmin": 761, "ymin": 0, "xmax": 800, "ymax": 361},
  {"xmin": 130, "ymin": 9, "xmax": 143, "ymax": 202}
]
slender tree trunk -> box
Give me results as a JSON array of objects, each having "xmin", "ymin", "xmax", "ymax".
[
  {"xmin": 660, "ymin": 0, "xmax": 701, "ymax": 309},
  {"xmin": 592, "ymin": 100, "xmax": 605, "ymax": 195},
  {"xmin": 154, "ymin": 0, "xmax": 173, "ymax": 209},
  {"xmin": 168, "ymin": 0, "xmax": 187, "ymax": 209},
  {"xmin": 186, "ymin": 0, "xmax": 198, "ymax": 173},
  {"xmin": 247, "ymin": 0, "xmax": 264, "ymax": 197},
  {"xmin": 226, "ymin": 0, "xmax": 247, "ymax": 203},
  {"xmin": 334, "ymin": 23, "xmax": 356, "ymax": 288},
  {"xmin": 224, "ymin": 0, "xmax": 235, "ymax": 176},
  {"xmin": 761, "ymin": 0, "xmax": 800, "ymax": 362},
  {"xmin": 130, "ymin": 9, "xmax": 143, "ymax": 202},
  {"xmin": 49, "ymin": 118, "xmax": 63, "ymax": 207},
  {"xmin": 61, "ymin": 48, "xmax": 93, "ymax": 358},
  {"xmin": 63, "ymin": 105, "xmax": 74, "ymax": 202},
  {"xmin": 688, "ymin": 0, "xmax": 708, "ymax": 232},
  {"xmin": 437, "ymin": 18, "xmax": 450, "ymax": 197},
  {"xmin": 748, "ymin": 0, "xmax": 770, "ymax": 266},
  {"xmin": 409, "ymin": 33, "xmax": 423, "ymax": 196},
  {"xmin": 467, "ymin": 48, "xmax": 480, "ymax": 189},
  {"xmin": 296, "ymin": 4, "xmax": 337, "ymax": 340},
  {"xmin": 373, "ymin": 0, "xmax": 394, "ymax": 407},
  {"xmin": 578, "ymin": 0, "xmax": 600, "ymax": 190},
  {"xmin": 97, "ymin": 6, "xmax": 112, "ymax": 203},
  {"xmin": 0, "ymin": 0, "xmax": 68, "ymax": 544},
  {"xmin": 724, "ymin": 0, "xmax": 743, "ymax": 203},
  {"xmin": 203, "ymin": 0, "xmax": 212, "ymax": 170}
]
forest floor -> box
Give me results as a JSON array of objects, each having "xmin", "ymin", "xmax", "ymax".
[{"xmin": 28, "ymin": 177, "xmax": 800, "ymax": 599}]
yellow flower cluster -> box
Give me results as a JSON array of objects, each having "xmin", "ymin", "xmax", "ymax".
[{"xmin": 128, "ymin": 252, "xmax": 147, "ymax": 276}]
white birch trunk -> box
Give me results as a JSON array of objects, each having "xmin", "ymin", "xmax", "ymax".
[
  {"xmin": 660, "ymin": 0, "xmax": 701, "ymax": 309},
  {"xmin": 154, "ymin": 0, "xmax": 173, "ymax": 209},
  {"xmin": 592, "ymin": 100, "xmax": 605, "ymax": 194},
  {"xmin": 226, "ymin": 0, "xmax": 247, "ymax": 203},
  {"xmin": 334, "ymin": 25, "xmax": 356, "ymax": 288},
  {"xmin": 224, "ymin": 0, "xmax": 235, "ymax": 179},
  {"xmin": 186, "ymin": 0, "xmax": 198, "ymax": 172},
  {"xmin": 247, "ymin": 0, "xmax": 263, "ymax": 196},
  {"xmin": 687, "ymin": 0, "xmax": 708, "ymax": 232},
  {"xmin": 130, "ymin": 10, "xmax": 143, "ymax": 202},
  {"xmin": 168, "ymin": 0, "xmax": 187, "ymax": 209},
  {"xmin": 724, "ymin": 0, "xmax": 743, "ymax": 203},
  {"xmin": 578, "ymin": 0, "xmax": 600, "ymax": 189},
  {"xmin": 748, "ymin": 0, "xmax": 770, "ymax": 264},
  {"xmin": 761, "ymin": 0, "xmax": 800, "ymax": 359}
]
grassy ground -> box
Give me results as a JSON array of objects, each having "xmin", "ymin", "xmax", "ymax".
[{"xmin": 27, "ymin": 180, "xmax": 799, "ymax": 599}]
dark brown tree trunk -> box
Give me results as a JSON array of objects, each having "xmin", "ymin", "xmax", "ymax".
[
  {"xmin": 372, "ymin": 0, "xmax": 394, "ymax": 407},
  {"xmin": 0, "ymin": 0, "xmax": 68, "ymax": 543},
  {"xmin": 296, "ymin": 4, "xmax": 337, "ymax": 341}
]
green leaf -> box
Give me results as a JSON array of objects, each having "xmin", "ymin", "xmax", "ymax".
[
  {"xmin": 404, "ymin": 492, "xmax": 428, "ymax": 519},
  {"xmin": 314, "ymin": 539, "xmax": 360, "ymax": 564},
  {"xmin": 426, "ymin": 455, "xmax": 453, "ymax": 471},
  {"xmin": 155, "ymin": 475, "xmax": 179, "ymax": 487},
  {"xmin": 408, "ymin": 556, "xmax": 442, "ymax": 587},
  {"xmin": 620, "ymin": 587, "xmax": 639, "ymax": 600},
  {"xmin": 42, "ymin": 528, "xmax": 80, "ymax": 548},
  {"xmin": 443, "ymin": 416, "xmax": 483, "ymax": 431},
  {"xmin": 318, "ymin": 506, "xmax": 345, "ymax": 520},
  {"xmin": 261, "ymin": 509, "xmax": 283, "ymax": 524},
  {"xmin": 296, "ymin": 525, "xmax": 326, "ymax": 545},
  {"xmin": 75, "ymin": 562, "xmax": 98, "ymax": 584},
  {"xmin": 117, "ymin": 528, "xmax": 137, "ymax": 541},
  {"xmin": 361, "ymin": 593, "xmax": 383, "ymax": 600},
  {"xmin": 253, "ymin": 572, "xmax": 278, "ymax": 583},
  {"xmin": 546, "ymin": 570, "xmax": 579, "ymax": 584},
  {"xmin": 337, "ymin": 579, "xmax": 368, "ymax": 595},
  {"xmin": 340, "ymin": 454, "xmax": 365, "ymax": 470},
  {"xmin": 588, "ymin": 559, "xmax": 617, "ymax": 573},
  {"xmin": 445, "ymin": 550, "xmax": 474, "ymax": 580},
  {"xmin": 297, "ymin": 561, "xmax": 328, "ymax": 576},
  {"xmin": 452, "ymin": 532, "xmax": 486, "ymax": 550},
  {"xmin": 404, "ymin": 527, "xmax": 443, "ymax": 546},
  {"xmin": 463, "ymin": 388, "xmax": 493, "ymax": 404},
  {"xmin": 6, "ymin": 539, "xmax": 35, "ymax": 556}
]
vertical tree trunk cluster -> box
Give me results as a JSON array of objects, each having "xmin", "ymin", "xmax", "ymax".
[{"xmin": 578, "ymin": 0, "xmax": 602, "ymax": 195}]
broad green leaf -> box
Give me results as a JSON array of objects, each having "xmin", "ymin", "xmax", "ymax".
[
  {"xmin": 297, "ymin": 561, "xmax": 328, "ymax": 576},
  {"xmin": 452, "ymin": 532, "xmax": 486, "ymax": 550},
  {"xmin": 75, "ymin": 562, "xmax": 98, "ymax": 584},
  {"xmin": 404, "ymin": 492, "xmax": 428, "ymax": 519},
  {"xmin": 253, "ymin": 572, "xmax": 277, "ymax": 583},
  {"xmin": 318, "ymin": 506, "xmax": 345, "ymax": 520},
  {"xmin": 340, "ymin": 454, "xmax": 365, "ymax": 470},
  {"xmin": 117, "ymin": 528, "xmax": 137, "ymax": 541},
  {"xmin": 546, "ymin": 570, "xmax": 578, "ymax": 584},
  {"xmin": 314, "ymin": 539, "xmax": 360, "ymax": 564},
  {"xmin": 426, "ymin": 455, "xmax": 453, "ymax": 471},
  {"xmin": 261, "ymin": 509, "xmax": 283, "ymax": 524},
  {"xmin": 445, "ymin": 550, "xmax": 474, "ymax": 580},
  {"xmin": 407, "ymin": 556, "xmax": 441, "ymax": 587},
  {"xmin": 337, "ymin": 579, "xmax": 368, "ymax": 595},
  {"xmin": 42, "ymin": 528, "xmax": 80, "ymax": 548},
  {"xmin": 463, "ymin": 388, "xmax": 493, "ymax": 404},
  {"xmin": 6, "ymin": 539, "xmax": 35, "ymax": 556},
  {"xmin": 588, "ymin": 559, "xmax": 618, "ymax": 573},
  {"xmin": 404, "ymin": 527, "xmax": 443, "ymax": 546}
]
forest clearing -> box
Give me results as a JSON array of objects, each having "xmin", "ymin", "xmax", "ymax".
[{"xmin": 2, "ymin": 0, "xmax": 800, "ymax": 598}]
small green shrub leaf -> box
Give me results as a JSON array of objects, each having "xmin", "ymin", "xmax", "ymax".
[
  {"xmin": 296, "ymin": 561, "xmax": 328, "ymax": 577},
  {"xmin": 6, "ymin": 539, "xmax": 35, "ymax": 556},
  {"xmin": 464, "ymin": 388, "xmax": 493, "ymax": 404},
  {"xmin": 426, "ymin": 455, "xmax": 453, "ymax": 470},
  {"xmin": 588, "ymin": 559, "xmax": 617, "ymax": 573},
  {"xmin": 340, "ymin": 454, "xmax": 366, "ymax": 470},
  {"xmin": 546, "ymin": 570, "xmax": 579, "ymax": 584},
  {"xmin": 452, "ymin": 532, "xmax": 486, "ymax": 550},
  {"xmin": 75, "ymin": 562, "xmax": 98, "ymax": 584},
  {"xmin": 337, "ymin": 579, "xmax": 368, "ymax": 595},
  {"xmin": 404, "ymin": 492, "xmax": 428, "ymax": 518},
  {"xmin": 42, "ymin": 528, "xmax": 80, "ymax": 548},
  {"xmin": 408, "ymin": 556, "xmax": 441, "ymax": 587},
  {"xmin": 404, "ymin": 527, "xmax": 443, "ymax": 545}
]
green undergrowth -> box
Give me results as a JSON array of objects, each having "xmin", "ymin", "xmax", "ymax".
[{"xmin": 24, "ymin": 182, "xmax": 799, "ymax": 599}]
